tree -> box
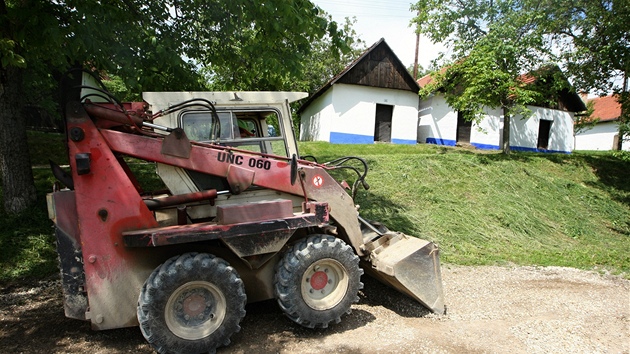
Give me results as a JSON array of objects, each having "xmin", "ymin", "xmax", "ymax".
[
  {"xmin": 205, "ymin": 15, "xmax": 365, "ymax": 93},
  {"xmin": 573, "ymin": 100, "xmax": 598, "ymax": 136},
  {"xmin": 407, "ymin": 63, "xmax": 428, "ymax": 79},
  {"xmin": 412, "ymin": 0, "xmax": 630, "ymax": 152},
  {"xmin": 412, "ymin": 0, "xmax": 560, "ymax": 154},
  {"xmin": 0, "ymin": 0, "xmax": 350, "ymax": 213},
  {"xmin": 292, "ymin": 16, "xmax": 366, "ymax": 94},
  {"xmin": 205, "ymin": 15, "xmax": 366, "ymax": 134},
  {"xmin": 412, "ymin": 0, "xmax": 596, "ymax": 153},
  {"xmin": 539, "ymin": 0, "xmax": 630, "ymax": 148},
  {"xmin": 287, "ymin": 16, "xmax": 366, "ymax": 134}
]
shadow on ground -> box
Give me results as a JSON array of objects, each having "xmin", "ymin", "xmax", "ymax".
[{"xmin": 2, "ymin": 275, "xmax": 425, "ymax": 353}]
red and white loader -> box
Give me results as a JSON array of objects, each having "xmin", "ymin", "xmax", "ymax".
[{"xmin": 47, "ymin": 71, "xmax": 444, "ymax": 353}]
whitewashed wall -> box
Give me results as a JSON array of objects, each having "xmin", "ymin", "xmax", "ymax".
[
  {"xmin": 417, "ymin": 95, "xmax": 458, "ymax": 145},
  {"xmin": 471, "ymin": 108, "xmax": 502, "ymax": 149},
  {"xmin": 507, "ymin": 106, "xmax": 574, "ymax": 153},
  {"xmin": 300, "ymin": 83, "xmax": 419, "ymax": 144},
  {"xmin": 418, "ymin": 95, "xmax": 501, "ymax": 148},
  {"xmin": 300, "ymin": 90, "xmax": 333, "ymax": 141},
  {"xmin": 574, "ymin": 121, "xmax": 630, "ymax": 151}
]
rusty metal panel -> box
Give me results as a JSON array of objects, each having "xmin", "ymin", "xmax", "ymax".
[
  {"xmin": 160, "ymin": 128, "xmax": 191, "ymax": 158},
  {"xmin": 101, "ymin": 119, "xmax": 364, "ymax": 253},
  {"xmin": 221, "ymin": 230, "xmax": 294, "ymax": 269},
  {"xmin": 217, "ymin": 199, "xmax": 293, "ymax": 224},
  {"xmin": 122, "ymin": 202, "xmax": 329, "ymax": 248},
  {"xmin": 226, "ymin": 164, "xmax": 255, "ymax": 194},
  {"xmin": 143, "ymin": 189, "xmax": 218, "ymax": 210}
]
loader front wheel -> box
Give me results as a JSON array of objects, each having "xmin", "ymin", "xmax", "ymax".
[
  {"xmin": 274, "ymin": 235, "xmax": 363, "ymax": 328},
  {"xmin": 138, "ymin": 253, "xmax": 246, "ymax": 354}
]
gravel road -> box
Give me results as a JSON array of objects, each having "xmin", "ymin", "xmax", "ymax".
[{"xmin": 1, "ymin": 265, "xmax": 628, "ymax": 353}]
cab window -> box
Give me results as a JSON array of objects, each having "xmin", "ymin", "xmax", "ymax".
[{"xmin": 180, "ymin": 109, "xmax": 288, "ymax": 157}]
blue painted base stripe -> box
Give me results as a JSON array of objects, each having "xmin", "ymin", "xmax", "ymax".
[
  {"xmin": 330, "ymin": 132, "xmax": 418, "ymax": 145},
  {"xmin": 424, "ymin": 138, "xmax": 571, "ymax": 154},
  {"xmin": 330, "ymin": 132, "xmax": 374, "ymax": 144},
  {"xmin": 392, "ymin": 138, "xmax": 417, "ymax": 145},
  {"xmin": 426, "ymin": 138, "xmax": 456, "ymax": 146},
  {"xmin": 471, "ymin": 143, "xmax": 500, "ymax": 150},
  {"xmin": 510, "ymin": 146, "xmax": 571, "ymax": 154}
]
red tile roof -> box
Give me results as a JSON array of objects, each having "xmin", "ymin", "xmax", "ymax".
[
  {"xmin": 416, "ymin": 65, "xmax": 586, "ymax": 112},
  {"xmin": 418, "ymin": 67, "xmax": 539, "ymax": 88},
  {"xmin": 416, "ymin": 73, "xmax": 434, "ymax": 88},
  {"xmin": 589, "ymin": 95, "xmax": 621, "ymax": 122},
  {"xmin": 518, "ymin": 73, "xmax": 536, "ymax": 85}
]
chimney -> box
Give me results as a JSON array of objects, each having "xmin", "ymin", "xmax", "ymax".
[{"xmin": 579, "ymin": 91, "xmax": 588, "ymax": 102}]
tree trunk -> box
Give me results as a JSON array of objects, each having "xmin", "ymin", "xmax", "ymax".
[
  {"xmin": 617, "ymin": 73, "xmax": 628, "ymax": 151},
  {"xmin": 0, "ymin": 65, "xmax": 37, "ymax": 213},
  {"xmin": 502, "ymin": 106, "xmax": 511, "ymax": 154}
]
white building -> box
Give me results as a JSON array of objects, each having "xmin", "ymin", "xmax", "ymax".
[
  {"xmin": 418, "ymin": 95, "xmax": 580, "ymax": 153},
  {"xmin": 298, "ymin": 39, "xmax": 420, "ymax": 144},
  {"xmin": 416, "ymin": 71, "xmax": 586, "ymax": 153},
  {"xmin": 574, "ymin": 95, "xmax": 629, "ymax": 151}
]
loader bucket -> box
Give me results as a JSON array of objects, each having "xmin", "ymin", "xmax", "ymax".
[{"xmin": 361, "ymin": 227, "xmax": 445, "ymax": 314}]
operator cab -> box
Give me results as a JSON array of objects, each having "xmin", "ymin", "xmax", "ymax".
[{"xmin": 144, "ymin": 91, "xmax": 307, "ymax": 197}]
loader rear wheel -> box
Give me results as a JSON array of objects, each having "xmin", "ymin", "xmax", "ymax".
[
  {"xmin": 138, "ymin": 253, "xmax": 246, "ymax": 354},
  {"xmin": 274, "ymin": 235, "xmax": 363, "ymax": 328}
]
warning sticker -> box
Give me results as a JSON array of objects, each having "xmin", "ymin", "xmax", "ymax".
[{"xmin": 312, "ymin": 175, "xmax": 324, "ymax": 188}]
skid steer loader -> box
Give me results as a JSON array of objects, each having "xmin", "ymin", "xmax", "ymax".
[{"xmin": 47, "ymin": 71, "xmax": 444, "ymax": 353}]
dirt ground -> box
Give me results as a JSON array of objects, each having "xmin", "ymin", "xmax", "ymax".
[{"xmin": 1, "ymin": 265, "xmax": 628, "ymax": 354}]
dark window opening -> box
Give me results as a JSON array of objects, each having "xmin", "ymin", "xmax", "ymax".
[
  {"xmin": 537, "ymin": 119, "xmax": 552, "ymax": 150},
  {"xmin": 456, "ymin": 111, "xmax": 472, "ymax": 143}
]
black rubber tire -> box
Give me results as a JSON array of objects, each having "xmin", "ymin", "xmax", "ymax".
[
  {"xmin": 137, "ymin": 253, "xmax": 246, "ymax": 354},
  {"xmin": 274, "ymin": 234, "xmax": 363, "ymax": 328}
]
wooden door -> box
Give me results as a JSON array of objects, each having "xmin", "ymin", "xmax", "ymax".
[
  {"xmin": 374, "ymin": 104, "xmax": 393, "ymax": 142},
  {"xmin": 456, "ymin": 111, "xmax": 472, "ymax": 143}
]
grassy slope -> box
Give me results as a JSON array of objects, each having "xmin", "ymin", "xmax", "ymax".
[
  {"xmin": 301, "ymin": 142, "xmax": 629, "ymax": 275},
  {"xmin": 0, "ymin": 134, "xmax": 628, "ymax": 283}
]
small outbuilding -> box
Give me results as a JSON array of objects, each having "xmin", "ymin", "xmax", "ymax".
[{"xmin": 298, "ymin": 39, "xmax": 420, "ymax": 144}]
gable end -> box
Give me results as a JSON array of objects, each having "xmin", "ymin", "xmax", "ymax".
[{"xmin": 336, "ymin": 41, "xmax": 419, "ymax": 92}]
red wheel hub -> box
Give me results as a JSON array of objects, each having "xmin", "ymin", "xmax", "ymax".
[
  {"xmin": 183, "ymin": 293, "xmax": 206, "ymax": 317},
  {"xmin": 310, "ymin": 271, "xmax": 328, "ymax": 290}
]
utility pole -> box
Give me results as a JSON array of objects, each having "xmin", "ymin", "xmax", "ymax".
[
  {"xmin": 413, "ymin": 11, "xmax": 420, "ymax": 80},
  {"xmin": 413, "ymin": 30, "xmax": 420, "ymax": 80}
]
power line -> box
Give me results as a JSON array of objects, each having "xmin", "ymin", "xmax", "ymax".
[
  {"xmin": 313, "ymin": 0, "xmax": 415, "ymax": 15},
  {"xmin": 315, "ymin": 0, "xmax": 414, "ymax": 9}
]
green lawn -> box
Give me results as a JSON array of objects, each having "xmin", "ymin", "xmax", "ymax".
[
  {"xmin": 300, "ymin": 142, "xmax": 629, "ymax": 276},
  {"xmin": 0, "ymin": 134, "xmax": 628, "ymax": 283}
]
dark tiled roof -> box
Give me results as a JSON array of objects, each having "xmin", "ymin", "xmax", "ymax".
[{"xmin": 298, "ymin": 38, "xmax": 419, "ymax": 114}]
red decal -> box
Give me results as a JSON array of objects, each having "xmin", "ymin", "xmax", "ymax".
[{"xmin": 312, "ymin": 175, "xmax": 324, "ymax": 188}]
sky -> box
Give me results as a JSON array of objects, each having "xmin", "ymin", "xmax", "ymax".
[{"xmin": 311, "ymin": 0, "xmax": 446, "ymax": 72}]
